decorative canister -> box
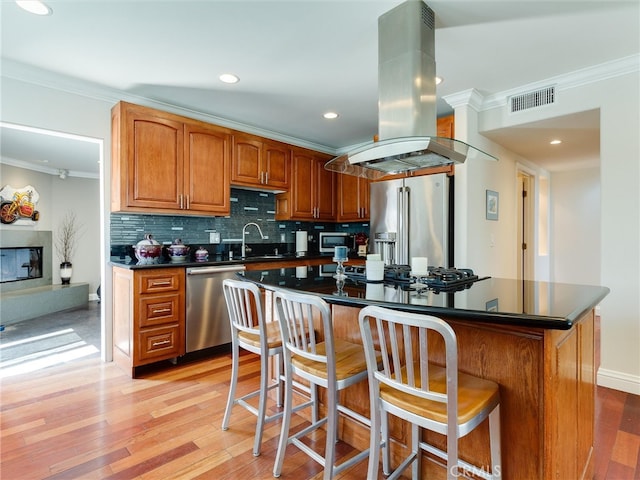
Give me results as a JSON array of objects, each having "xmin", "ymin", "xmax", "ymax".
[
  {"xmin": 167, "ymin": 238, "xmax": 190, "ymax": 262},
  {"xmin": 134, "ymin": 234, "xmax": 162, "ymax": 264},
  {"xmin": 195, "ymin": 246, "xmax": 209, "ymax": 262}
]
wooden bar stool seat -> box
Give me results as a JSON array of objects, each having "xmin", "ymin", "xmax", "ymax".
[
  {"xmin": 272, "ymin": 289, "xmax": 382, "ymax": 480},
  {"xmin": 359, "ymin": 305, "xmax": 502, "ymax": 480}
]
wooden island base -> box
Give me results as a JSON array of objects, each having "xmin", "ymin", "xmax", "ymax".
[{"xmin": 274, "ymin": 301, "xmax": 595, "ymax": 480}]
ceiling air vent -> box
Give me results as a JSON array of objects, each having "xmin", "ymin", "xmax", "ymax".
[{"xmin": 510, "ymin": 86, "xmax": 556, "ymax": 113}]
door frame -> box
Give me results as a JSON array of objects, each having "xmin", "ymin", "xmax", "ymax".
[{"xmin": 516, "ymin": 167, "xmax": 535, "ymax": 281}]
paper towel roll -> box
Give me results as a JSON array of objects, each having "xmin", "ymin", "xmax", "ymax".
[{"xmin": 296, "ymin": 231, "xmax": 308, "ymax": 256}]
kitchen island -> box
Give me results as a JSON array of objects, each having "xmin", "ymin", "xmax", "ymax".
[{"xmin": 241, "ymin": 266, "xmax": 609, "ymax": 480}]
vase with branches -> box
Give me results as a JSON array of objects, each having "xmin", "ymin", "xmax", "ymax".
[{"xmin": 55, "ymin": 211, "xmax": 83, "ymax": 284}]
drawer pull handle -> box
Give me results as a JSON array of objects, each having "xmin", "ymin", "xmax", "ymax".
[
  {"xmin": 152, "ymin": 340, "xmax": 171, "ymax": 347},
  {"xmin": 151, "ymin": 281, "xmax": 172, "ymax": 286},
  {"xmin": 151, "ymin": 308, "xmax": 171, "ymax": 314}
]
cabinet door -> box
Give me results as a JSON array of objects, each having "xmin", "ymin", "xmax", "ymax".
[
  {"xmin": 123, "ymin": 105, "xmax": 184, "ymax": 210},
  {"xmin": 184, "ymin": 122, "xmax": 231, "ymax": 215},
  {"xmin": 231, "ymin": 134, "xmax": 262, "ymax": 186},
  {"xmin": 337, "ymin": 174, "xmax": 366, "ymax": 221},
  {"xmin": 263, "ymin": 140, "xmax": 290, "ymax": 189},
  {"xmin": 437, "ymin": 114, "xmax": 454, "ymax": 138},
  {"xmin": 136, "ymin": 325, "xmax": 183, "ymax": 363},
  {"xmin": 314, "ymin": 155, "xmax": 336, "ymax": 221},
  {"xmin": 290, "ymin": 150, "xmax": 315, "ymax": 219}
]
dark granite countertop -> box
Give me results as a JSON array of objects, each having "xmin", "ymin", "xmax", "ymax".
[
  {"xmin": 109, "ymin": 253, "xmax": 349, "ymax": 270},
  {"xmin": 240, "ymin": 266, "xmax": 610, "ymax": 330}
]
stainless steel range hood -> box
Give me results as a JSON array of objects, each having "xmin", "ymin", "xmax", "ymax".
[{"xmin": 325, "ymin": 0, "xmax": 497, "ymax": 179}]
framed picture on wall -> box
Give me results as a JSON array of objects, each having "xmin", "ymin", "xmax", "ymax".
[{"xmin": 486, "ymin": 190, "xmax": 499, "ymax": 221}]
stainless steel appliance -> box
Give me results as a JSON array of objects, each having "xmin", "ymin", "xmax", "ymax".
[
  {"xmin": 325, "ymin": 0, "xmax": 497, "ymax": 179},
  {"xmin": 319, "ymin": 232, "xmax": 353, "ymax": 254},
  {"xmin": 185, "ymin": 264, "xmax": 245, "ymax": 353},
  {"xmin": 370, "ymin": 172, "xmax": 451, "ymax": 268}
]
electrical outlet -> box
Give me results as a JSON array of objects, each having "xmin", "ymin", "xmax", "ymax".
[{"xmin": 210, "ymin": 232, "xmax": 221, "ymax": 244}]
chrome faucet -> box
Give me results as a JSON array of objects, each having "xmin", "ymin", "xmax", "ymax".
[{"xmin": 241, "ymin": 222, "xmax": 266, "ymax": 259}]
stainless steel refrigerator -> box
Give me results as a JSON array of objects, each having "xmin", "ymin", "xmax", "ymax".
[{"xmin": 369, "ymin": 172, "xmax": 452, "ymax": 268}]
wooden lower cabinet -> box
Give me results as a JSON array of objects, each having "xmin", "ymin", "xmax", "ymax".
[
  {"xmin": 112, "ymin": 266, "xmax": 185, "ymax": 377},
  {"xmin": 264, "ymin": 298, "xmax": 595, "ymax": 480}
]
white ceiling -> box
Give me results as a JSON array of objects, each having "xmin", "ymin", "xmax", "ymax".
[{"xmin": 1, "ymin": 0, "xmax": 638, "ymax": 177}]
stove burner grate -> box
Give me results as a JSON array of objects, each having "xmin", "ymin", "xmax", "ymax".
[{"xmin": 343, "ymin": 264, "xmax": 486, "ymax": 292}]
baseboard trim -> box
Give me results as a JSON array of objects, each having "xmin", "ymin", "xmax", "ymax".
[{"xmin": 597, "ymin": 367, "xmax": 640, "ymax": 395}]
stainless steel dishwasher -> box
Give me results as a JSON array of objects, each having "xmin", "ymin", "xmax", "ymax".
[{"xmin": 185, "ymin": 264, "xmax": 245, "ymax": 353}]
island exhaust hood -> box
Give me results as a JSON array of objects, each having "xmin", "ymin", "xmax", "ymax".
[{"xmin": 325, "ymin": 0, "xmax": 497, "ymax": 179}]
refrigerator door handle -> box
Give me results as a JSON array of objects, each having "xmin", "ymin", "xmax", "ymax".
[{"xmin": 397, "ymin": 186, "xmax": 410, "ymax": 265}]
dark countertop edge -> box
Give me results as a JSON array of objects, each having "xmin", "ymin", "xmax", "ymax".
[
  {"xmin": 109, "ymin": 254, "xmax": 346, "ymax": 269},
  {"xmin": 244, "ymin": 278, "xmax": 611, "ymax": 331}
]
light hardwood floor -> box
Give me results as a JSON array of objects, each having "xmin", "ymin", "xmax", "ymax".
[{"xmin": 1, "ymin": 347, "xmax": 639, "ymax": 480}]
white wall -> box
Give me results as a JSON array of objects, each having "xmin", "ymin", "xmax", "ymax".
[
  {"xmin": 449, "ymin": 100, "xmax": 523, "ymax": 280},
  {"xmin": 471, "ymin": 69, "xmax": 640, "ymax": 394},
  {"xmin": 0, "ymin": 164, "xmax": 100, "ymax": 293},
  {"xmin": 1, "ymin": 74, "xmax": 114, "ymax": 361},
  {"xmin": 551, "ymin": 167, "xmax": 601, "ymax": 285}
]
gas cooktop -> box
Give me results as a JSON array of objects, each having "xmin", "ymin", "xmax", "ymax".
[{"xmin": 343, "ymin": 264, "xmax": 488, "ymax": 293}]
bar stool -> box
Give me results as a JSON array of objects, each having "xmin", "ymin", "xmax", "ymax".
[
  {"xmin": 272, "ymin": 289, "xmax": 381, "ymax": 480},
  {"xmin": 358, "ymin": 305, "xmax": 502, "ymax": 480},
  {"xmin": 221, "ymin": 279, "xmax": 287, "ymax": 456}
]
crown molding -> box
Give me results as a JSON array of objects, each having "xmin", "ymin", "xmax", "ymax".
[
  {"xmin": 441, "ymin": 54, "xmax": 639, "ymax": 112},
  {"xmin": 480, "ymin": 54, "xmax": 639, "ymax": 111},
  {"xmin": 443, "ymin": 89, "xmax": 485, "ymax": 112},
  {"xmin": 0, "ymin": 157, "xmax": 100, "ymax": 180}
]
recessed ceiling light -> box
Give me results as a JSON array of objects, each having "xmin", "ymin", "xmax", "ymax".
[
  {"xmin": 323, "ymin": 112, "xmax": 339, "ymax": 120},
  {"xmin": 550, "ymin": 139, "xmax": 562, "ymax": 145},
  {"xmin": 435, "ymin": 76, "xmax": 443, "ymax": 85},
  {"xmin": 219, "ymin": 74, "xmax": 239, "ymax": 84},
  {"xmin": 16, "ymin": 0, "xmax": 52, "ymax": 15}
]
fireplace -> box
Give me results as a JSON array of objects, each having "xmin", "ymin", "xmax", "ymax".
[
  {"xmin": 0, "ymin": 230, "xmax": 52, "ymax": 294},
  {"xmin": 0, "ymin": 246, "xmax": 43, "ymax": 283}
]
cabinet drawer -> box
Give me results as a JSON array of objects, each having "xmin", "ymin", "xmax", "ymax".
[
  {"xmin": 137, "ymin": 325, "xmax": 182, "ymax": 362},
  {"xmin": 137, "ymin": 271, "xmax": 182, "ymax": 294},
  {"xmin": 137, "ymin": 293, "xmax": 182, "ymax": 328}
]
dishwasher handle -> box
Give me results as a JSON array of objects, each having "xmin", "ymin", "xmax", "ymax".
[{"xmin": 186, "ymin": 265, "xmax": 246, "ymax": 276}]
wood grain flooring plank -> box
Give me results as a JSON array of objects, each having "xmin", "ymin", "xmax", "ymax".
[
  {"xmin": 136, "ymin": 442, "xmax": 232, "ymax": 480},
  {"xmin": 103, "ymin": 441, "xmax": 200, "ymax": 480},
  {"xmin": 621, "ymin": 392, "xmax": 640, "ymax": 436},
  {"xmin": 44, "ymin": 446, "xmax": 130, "ymax": 480},
  {"xmin": 610, "ymin": 430, "xmax": 640, "ymax": 468}
]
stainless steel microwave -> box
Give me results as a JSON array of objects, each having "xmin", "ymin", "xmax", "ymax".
[{"xmin": 319, "ymin": 232, "xmax": 352, "ymax": 254}]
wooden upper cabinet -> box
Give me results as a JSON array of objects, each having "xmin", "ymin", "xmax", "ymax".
[
  {"xmin": 111, "ymin": 101, "xmax": 231, "ymax": 216},
  {"xmin": 112, "ymin": 102, "xmax": 184, "ymax": 211},
  {"xmin": 437, "ymin": 114, "xmax": 455, "ymax": 138},
  {"xmin": 231, "ymin": 133, "xmax": 290, "ymax": 190},
  {"xmin": 263, "ymin": 140, "xmax": 290, "ymax": 188},
  {"xmin": 184, "ymin": 121, "xmax": 231, "ymax": 215},
  {"xmin": 336, "ymin": 174, "xmax": 370, "ymax": 222},
  {"xmin": 282, "ymin": 148, "xmax": 335, "ymax": 221}
]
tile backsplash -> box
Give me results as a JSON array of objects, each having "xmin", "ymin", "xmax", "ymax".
[{"xmin": 111, "ymin": 188, "xmax": 368, "ymax": 260}]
